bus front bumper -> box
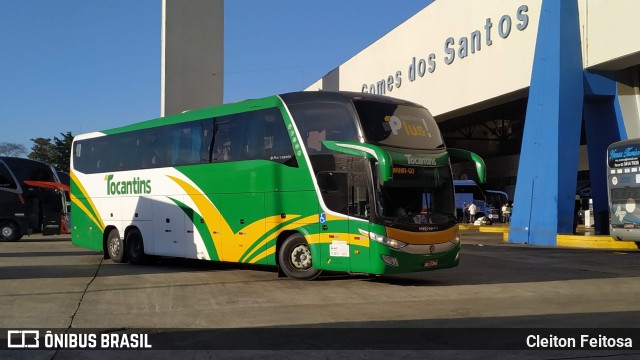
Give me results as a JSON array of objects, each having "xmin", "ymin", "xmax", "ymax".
[{"xmin": 369, "ymin": 239, "xmax": 461, "ymax": 275}]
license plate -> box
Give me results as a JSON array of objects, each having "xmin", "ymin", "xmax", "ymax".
[{"xmin": 424, "ymin": 259, "xmax": 439, "ymax": 268}]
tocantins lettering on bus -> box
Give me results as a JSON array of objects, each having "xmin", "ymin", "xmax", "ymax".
[
  {"xmin": 404, "ymin": 154, "xmax": 436, "ymax": 166},
  {"xmin": 105, "ymin": 174, "xmax": 152, "ymax": 195}
]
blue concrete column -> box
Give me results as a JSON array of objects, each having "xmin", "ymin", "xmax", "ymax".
[
  {"xmin": 583, "ymin": 71, "xmax": 626, "ymax": 234},
  {"xmin": 509, "ymin": 0, "xmax": 584, "ymax": 245}
]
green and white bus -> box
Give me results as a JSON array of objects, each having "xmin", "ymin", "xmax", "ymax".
[{"xmin": 71, "ymin": 91, "xmax": 483, "ymax": 280}]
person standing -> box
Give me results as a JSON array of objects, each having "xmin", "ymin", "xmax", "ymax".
[
  {"xmin": 468, "ymin": 202, "xmax": 477, "ymax": 223},
  {"xmin": 462, "ymin": 201, "xmax": 468, "ymax": 223},
  {"xmin": 501, "ymin": 203, "xmax": 507, "ymax": 223},
  {"xmin": 504, "ymin": 203, "xmax": 512, "ymax": 223}
]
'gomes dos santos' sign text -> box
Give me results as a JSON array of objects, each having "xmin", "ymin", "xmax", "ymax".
[{"xmin": 361, "ymin": 4, "xmax": 529, "ymax": 95}]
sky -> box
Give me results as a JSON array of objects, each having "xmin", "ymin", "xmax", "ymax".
[{"xmin": 0, "ymin": 1, "xmax": 431, "ymax": 151}]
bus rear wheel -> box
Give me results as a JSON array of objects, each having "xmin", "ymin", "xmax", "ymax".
[
  {"xmin": 126, "ymin": 229, "xmax": 146, "ymax": 265},
  {"xmin": 0, "ymin": 221, "xmax": 21, "ymax": 242},
  {"xmin": 278, "ymin": 233, "xmax": 321, "ymax": 280},
  {"xmin": 106, "ymin": 228, "xmax": 126, "ymax": 263}
]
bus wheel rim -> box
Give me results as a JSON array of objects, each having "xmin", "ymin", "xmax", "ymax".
[
  {"xmin": 290, "ymin": 244, "xmax": 312, "ymax": 270},
  {"xmin": 2, "ymin": 227, "xmax": 12, "ymax": 237},
  {"xmin": 109, "ymin": 238, "xmax": 120, "ymax": 256}
]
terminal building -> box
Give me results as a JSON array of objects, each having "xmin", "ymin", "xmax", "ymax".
[{"xmin": 306, "ymin": 0, "xmax": 640, "ymax": 246}]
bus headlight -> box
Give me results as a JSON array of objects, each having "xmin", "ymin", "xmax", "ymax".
[
  {"xmin": 450, "ymin": 236, "xmax": 460, "ymax": 245},
  {"xmin": 370, "ymin": 232, "xmax": 407, "ymax": 249}
]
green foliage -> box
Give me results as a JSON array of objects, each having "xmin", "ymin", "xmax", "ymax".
[
  {"xmin": 0, "ymin": 142, "xmax": 27, "ymax": 157},
  {"xmin": 28, "ymin": 132, "xmax": 74, "ymax": 172}
]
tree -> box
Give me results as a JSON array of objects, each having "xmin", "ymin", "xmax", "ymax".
[
  {"xmin": 0, "ymin": 142, "xmax": 27, "ymax": 157},
  {"xmin": 29, "ymin": 132, "xmax": 74, "ymax": 172}
]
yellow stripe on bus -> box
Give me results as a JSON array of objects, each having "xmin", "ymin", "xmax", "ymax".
[
  {"xmin": 70, "ymin": 171, "xmax": 105, "ymax": 230},
  {"xmin": 239, "ymin": 215, "xmax": 299, "ymax": 263},
  {"xmin": 168, "ymin": 175, "xmax": 233, "ymax": 257},
  {"xmin": 70, "ymin": 193, "xmax": 104, "ymax": 231},
  {"xmin": 248, "ymin": 246, "xmax": 276, "ymax": 264},
  {"xmin": 385, "ymin": 225, "xmax": 458, "ymax": 245},
  {"xmin": 241, "ymin": 214, "xmax": 321, "ymax": 262}
]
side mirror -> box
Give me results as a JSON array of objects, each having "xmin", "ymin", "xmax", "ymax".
[
  {"xmin": 447, "ymin": 148, "xmax": 486, "ymax": 184},
  {"xmin": 322, "ymin": 141, "xmax": 393, "ymax": 183}
]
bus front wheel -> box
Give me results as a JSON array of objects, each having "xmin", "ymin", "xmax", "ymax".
[
  {"xmin": 126, "ymin": 229, "xmax": 146, "ymax": 265},
  {"xmin": 278, "ymin": 233, "xmax": 321, "ymax": 280},
  {"xmin": 0, "ymin": 221, "xmax": 21, "ymax": 242},
  {"xmin": 106, "ymin": 228, "xmax": 126, "ymax": 263}
]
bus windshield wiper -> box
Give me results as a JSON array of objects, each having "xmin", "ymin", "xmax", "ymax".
[{"xmin": 388, "ymin": 216, "xmax": 404, "ymax": 228}]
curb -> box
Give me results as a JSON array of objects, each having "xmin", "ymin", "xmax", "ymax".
[
  {"xmin": 556, "ymin": 234, "xmax": 638, "ymax": 250},
  {"xmin": 459, "ymin": 224, "xmax": 639, "ymax": 251}
]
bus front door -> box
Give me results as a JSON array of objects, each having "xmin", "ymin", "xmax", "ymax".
[
  {"xmin": 317, "ymin": 165, "xmax": 371, "ymax": 273},
  {"xmin": 347, "ymin": 161, "xmax": 370, "ymax": 273},
  {"xmin": 41, "ymin": 189, "xmax": 63, "ymax": 235}
]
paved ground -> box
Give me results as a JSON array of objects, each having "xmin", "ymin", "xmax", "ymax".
[{"xmin": 1, "ymin": 232, "xmax": 639, "ymax": 359}]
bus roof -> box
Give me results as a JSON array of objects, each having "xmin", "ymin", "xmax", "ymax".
[
  {"xmin": 85, "ymin": 95, "xmax": 282, "ymax": 139},
  {"xmin": 280, "ymin": 91, "xmax": 424, "ymax": 107},
  {"xmin": 0, "ymin": 156, "xmax": 56, "ymax": 170},
  {"xmin": 74, "ymin": 91, "xmax": 429, "ymax": 141},
  {"xmin": 607, "ymin": 138, "xmax": 638, "ymax": 149},
  {"xmin": 0, "ymin": 156, "xmax": 60, "ymax": 183}
]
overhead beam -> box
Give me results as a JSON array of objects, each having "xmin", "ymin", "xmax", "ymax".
[{"xmin": 161, "ymin": 0, "xmax": 224, "ymax": 116}]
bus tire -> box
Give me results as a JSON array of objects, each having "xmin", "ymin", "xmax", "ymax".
[
  {"xmin": 0, "ymin": 220, "xmax": 21, "ymax": 242},
  {"xmin": 126, "ymin": 229, "xmax": 146, "ymax": 265},
  {"xmin": 278, "ymin": 233, "xmax": 321, "ymax": 280},
  {"xmin": 106, "ymin": 228, "xmax": 126, "ymax": 263}
]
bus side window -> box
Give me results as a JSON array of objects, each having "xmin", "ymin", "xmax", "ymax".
[
  {"xmin": 201, "ymin": 120, "xmax": 214, "ymax": 163},
  {"xmin": 167, "ymin": 121, "xmax": 207, "ymax": 166},
  {"xmin": 317, "ymin": 171, "xmax": 349, "ymax": 214},
  {"xmin": 116, "ymin": 135, "xmax": 136, "ymax": 170},
  {"xmin": 188, "ymin": 122, "xmax": 204, "ymax": 163},
  {"xmin": 307, "ymin": 130, "xmax": 326, "ymax": 153},
  {"xmin": 139, "ymin": 130, "xmax": 163, "ymax": 168},
  {"xmin": 262, "ymin": 109, "xmax": 295, "ymax": 165},
  {"xmin": 349, "ymin": 160, "xmax": 369, "ymax": 218},
  {"xmin": 0, "ymin": 163, "xmax": 17, "ymax": 189},
  {"xmin": 244, "ymin": 112, "xmax": 264, "ymax": 160},
  {"xmin": 212, "ymin": 119, "xmax": 236, "ymax": 162},
  {"xmin": 288, "ymin": 102, "xmax": 358, "ymax": 154}
]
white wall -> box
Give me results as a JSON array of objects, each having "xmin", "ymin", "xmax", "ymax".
[
  {"xmin": 307, "ymin": 0, "xmax": 542, "ymax": 117},
  {"xmin": 578, "ymin": 0, "xmax": 640, "ymax": 71},
  {"xmin": 309, "ymin": 0, "xmax": 640, "ymax": 120}
]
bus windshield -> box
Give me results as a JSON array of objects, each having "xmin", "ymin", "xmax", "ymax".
[
  {"xmin": 377, "ymin": 164, "xmax": 455, "ymax": 227},
  {"xmin": 353, "ymin": 100, "xmax": 444, "ymax": 150}
]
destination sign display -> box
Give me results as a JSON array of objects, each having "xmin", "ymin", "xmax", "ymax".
[{"xmin": 608, "ymin": 146, "xmax": 640, "ymax": 169}]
